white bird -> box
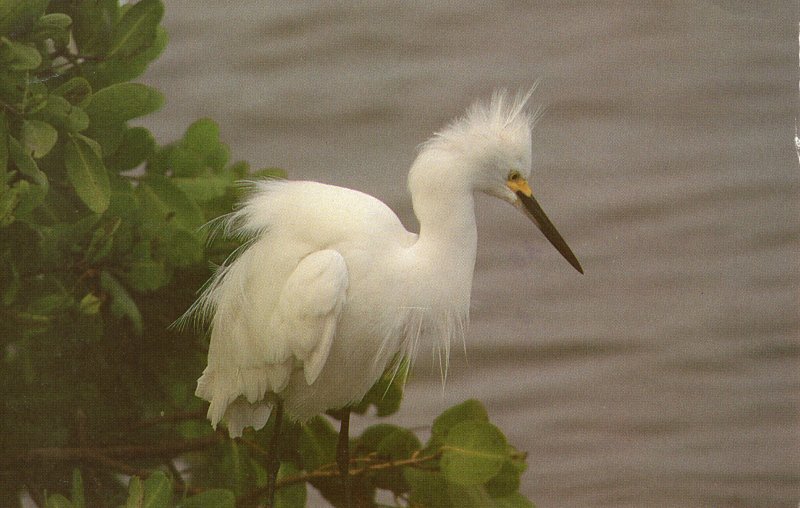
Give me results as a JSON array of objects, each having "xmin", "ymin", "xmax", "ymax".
[{"xmin": 189, "ymin": 89, "xmax": 582, "ymax": 505}]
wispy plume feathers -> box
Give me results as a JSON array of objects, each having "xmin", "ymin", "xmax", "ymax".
[{"xmin": 421, "ymin": 85, "xmax": 541, "ymax": 155}]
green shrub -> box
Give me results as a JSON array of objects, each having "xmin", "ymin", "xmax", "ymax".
[{"xmin": 0, "ymin": 2, "xmax": 535, "ymax": 506}]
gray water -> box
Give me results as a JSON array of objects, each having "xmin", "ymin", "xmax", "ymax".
[{"xmin": 141, "ymin": 2, "xmax": 800, "ymax": 506}]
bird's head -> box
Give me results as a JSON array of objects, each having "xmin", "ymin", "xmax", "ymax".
[{"xmin": 409, "ymin": 88, "xmax": 583, "ymax": 273}]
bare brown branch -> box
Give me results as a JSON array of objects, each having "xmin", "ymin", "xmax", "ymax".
[
  {"xmin": 238, "ymin": 449, "xmax": 442, "ymax": 506},
  {"xmin": 17, "ymin": 433, "xmax": 222, "ymax": 463}
]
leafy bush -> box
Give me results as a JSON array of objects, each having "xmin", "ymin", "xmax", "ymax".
[{"xmin": 0, "ymin": 1, "xmax": 535, "ymax": 506}]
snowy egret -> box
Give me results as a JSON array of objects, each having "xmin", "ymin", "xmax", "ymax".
[{"xmin": 190, "ymin": 89, "xmax": 582, "ymax": 505}]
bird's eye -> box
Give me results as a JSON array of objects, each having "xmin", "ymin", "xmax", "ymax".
[{"xmin": 508, "ymin": 171, "xmax": 521, "ymax": 181}]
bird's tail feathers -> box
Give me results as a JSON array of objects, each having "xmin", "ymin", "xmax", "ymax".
[{"xmin": 221, "ymin": 398, "xmax": 272, "ymax": 439}]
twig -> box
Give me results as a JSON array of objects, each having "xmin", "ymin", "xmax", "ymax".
[
  {"xmin": 17, "ymin": 433, "xmax": 222, "ymax": 463},
  {"xmin": 13, "ymin": 435, "xmax": 220, "ymax": 499},
  {"xmin": 125, "ymin": 409, "xmax": 208, "ymax": 432},
  {"xmin": 238, "ymin": 449, "xmax": 442, "ymax": 506}
]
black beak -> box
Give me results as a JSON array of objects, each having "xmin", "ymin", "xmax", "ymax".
[{"xmin": 517, "ymin": 191, "xmax": 583, "ymax": 274}]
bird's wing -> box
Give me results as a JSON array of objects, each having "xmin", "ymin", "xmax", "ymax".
[
  {"xmin": 271, "ymin": 249, "xmax": 349, "ymax": 386},
  {"xmin": 196, "ymin": 248, "xmax": 348, "ymax": 433}
]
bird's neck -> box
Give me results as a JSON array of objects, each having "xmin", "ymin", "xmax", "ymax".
[
  {"xmin": 413, "ymin": 191, "xmax": 477, "ymax": 255},
  {"xmin": 407, "ymin": 150, "xmax": 479, "ymax": 274},
  {"xmin": 409, "ymin": 150, "xmax": 476, "ymax": 248},
  {"xmin": 408, "ymin": 180, "xmax": 479, "ymax": 314}
]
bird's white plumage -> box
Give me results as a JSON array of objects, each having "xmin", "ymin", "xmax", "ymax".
[
  {"xmin": 191, "ymin": 89, "xmax": 577, "ymax": 437},
  {"xmin": 193, "ymin": 180, "xmax": 447, "ymax": 435},
  {"xmin": 272, "ymin": 249, "xmax": 348, "ymax": 386}
]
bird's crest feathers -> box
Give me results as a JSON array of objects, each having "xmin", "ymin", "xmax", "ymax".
[{"xmin": 421, "ymin": 86, "xmax": 542, "ymax": 154}]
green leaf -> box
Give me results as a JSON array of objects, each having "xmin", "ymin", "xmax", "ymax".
[
  {"xmin": 137, "ymin": 174, "xmax": 204, "ymax": 232},
  {"xmin": 352, "ymin": 360, "xmax": 407, "ymax": 417},
  {"xmin": 15, "ymin": 178, "xmax": 45, "ymax": 218},
  {"xmin": 230, "ymin": 161, "xmax": 251, "ymax": 179},
  {"xmin": 28, "ymin": 293, "xmax": 74, "ymax": 316},
  {"xmin": 492, "ymin": 492, "xmax": 536, "ymax": 508},
  {"xmin": 167, "ymin": 118, "xmax": 230, "ymax": 176},
  {"xmin": 404, "ymin": 469, "xmax": 453, "ymax": 508},
  {"xmin": 45, "ymin": 494, "xmax": 73, "ymax": 508},
  {"xmin": 22, "ymin": 119, "xmax": 57, "ymax": 158},
  {"xmin": 125, "ymin": 476, "xmax": 144, "ymax": 508},
  {"xmin": 207, "ymin": 144, "xmax": 230, "ymax": 171},
  {"xmin": 485, "ymin": 460, "xmax": 521, "ymax": 498},
  {"xmin": 71, "ymin": 468, "xmax": 86, "ymax": 508},
  {"xmin": 9, "ymin": 135, "xmax": 48, "ymax": 190},
  {"xmin": 141, "ymin": 471, "xmax": 172, "ymax": 508},
  {"xmin": 66, "ymin": 107, "xmax": 90, "ymax": 133},
  {"xmin": 164, "ymin": 227, "xmax": 204, "ymax": 267},
  {"xmin": 0, "ymin": 0, "xmax": 47, "ymax": 37},
  {"xmin": 38, "ymin": 215, "xmax": 101, "ymax": 267},
  {"xmin": 181, "ymin": 118, "xmax": 230, "ymax": 170},
  {"xmin": 0, "ymin": 184, "xmax": 19, "ymax": 227},
  {"xmin": 38, "ymin": 13, "xmax": 72, "ymax": 30},
  {"xmin": 88, "ymin": 121, "xmax": 125, "ymax": 156},
  {"xmin": 431, "ymin": 399, "xmax": 489, "ymax": 446},
  {"xmin": 100, "ymin": 271, "xmax": 143, "ymax": 334},
  {"xmin": 0, "ymin": 111, "xmax": 8, "ymax": 172},
  {"xmin": 178, "ymin": 489, "xmax": 235, "ymax": 508},
  {"xmin": 71, "ymin": 0, "xmax": 118, "ymax": 52},
  {"xmin": 357, "ymin": 424, "xmax": 400, "ymax": 453},
  {"xmin": 219, "ymin": 439, "xmax": 256, "ymax": 498},
  {"xmin": 31, "ymin": 13, "xmax": 73, "ymax": 48},
  {"xmin": 85, "ymin": 218, "xmax": 120, "ymax": 264},
  {"xmin": 64, "ymin": 135, "xmax": 110, "ymax": 214},
  {"xmin": 0, "ymin": 255, "xmax": 19, "ymax": 304},
  {"xmin": 85, "ymin": 82, "xmax": 163, "ymax": 125},
  {"xmin": 0, "ymin": 37, "xmax": 41, "ymax": 70},
  {"xmin": 184, "ymin": 118, "xmax": 219, "ymax": 155},
  {"xmin": 126, "ymin": 257, "xmax": 169, "ymax": 292},
  {"xmin": 79, "ymin": 293, "xmax": 102, "ymax": 315},
  {"xmin": 173, "ymin": 175, "xmax": 232, "ymax": 202},
  {"xmin": 440, "ymin": 421, "xmax": 507, "ymax": 486},
  {"xmin": 374, "ymin": 425, "xmax": 421, "ymax": 493},
  {"xmin": 54, "ymin": 77, "xmax": 92, "ymax": 107},
  {"xmin": 357, "ymin": 424, "xmax": 421, "ymax": 464},
  {"xmin": 447, "ymin": 483, "xmax": 495, "ymax": 508},
  {"xmin": 298, "ymin": 417, "xmax": 337, "ymax": 471},
  {"xmin": 508, "ymin": 446, "xmax": 527, "ymax": 475},
  {"xmin": 107, "ymin": 0, "xmax": 163, "ymax": 59},
  {"xmin": 248, "ymin": 166, "xmax": 286, "ymax": 181},
  {"xmin": 106, "ymin": 126, "xmax": 155, "ymax": 171},
  {"xmin": 90, "ymin": 25, "xmax": 167, "ymax": 86},
  {"xmin": 32, "ymin": 96, "xmax": 89, "ymax": 133},
  {"xmin": 377, "ymin": 426, "xmax": 421, "ymax": 459},
  {"xmin": 107, "ymin": 185, "xmax": 139, "ymax": 223},
  {"xmin": 275, "ymin": 462, "xmax": 306, "ymax": 508},
  {"xmin": 168, "ymin": 146, "xmax": 204, "ymax": 177}
]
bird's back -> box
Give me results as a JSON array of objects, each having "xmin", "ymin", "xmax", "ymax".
[
  {"xmin": 234, "ymin": 180, "xmax": 415, "ymax": 250},
  {"xmin": 194, "ymin": 180, "xmax": 417, "ymax": 435}
]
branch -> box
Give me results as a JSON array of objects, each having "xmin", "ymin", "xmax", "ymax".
[
  {"xmin": 16, "ymin": 433, "xmax": 222, "ymax": 463},
  {"xmin": 238, "ymin": 449, "xmax": 442, "ymax": 506},
  {"xmin": 125, "ymin": 409, "xmax": 208, "ymax": 432},
  {"xmin": 9, "ymin": 433, "xmax": 222, "ymax": 499},
  {"xmin": 12, "ymin": 428, "xmax": 462, "ymax": 506}
]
